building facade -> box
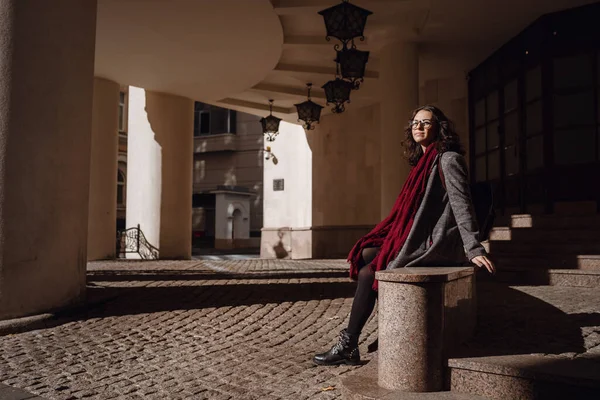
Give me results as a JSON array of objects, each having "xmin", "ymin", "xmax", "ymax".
[
  {"xmin": 115, "ymin": 98, "xmax": 264, "ymax": 253},
  {"xmin": 191, "ymin": 103, "xmax": 264, "ymax": 250}
]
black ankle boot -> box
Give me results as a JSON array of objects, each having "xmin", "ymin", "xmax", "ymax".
[{"xmin": 313, "ymin": 329, "xmax": 360, "ymax": 366}]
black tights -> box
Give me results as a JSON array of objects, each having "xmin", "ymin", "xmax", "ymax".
[{"xmin": 346, "ymin": 247, "xmax": 379, "ymax": 337}]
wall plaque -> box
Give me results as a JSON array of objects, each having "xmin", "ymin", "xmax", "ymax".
[{"xmin": 273, "ymin": 179, "xmax": 284, "ymax": 191}]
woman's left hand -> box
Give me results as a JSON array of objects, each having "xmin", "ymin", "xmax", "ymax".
[{"xmin": 471, "ymin": 255, "xmax": 496, "ymax": 274}]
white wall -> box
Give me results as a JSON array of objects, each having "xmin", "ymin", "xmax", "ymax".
[
  {"xmin": 263, "ymin": 121, "xmax": 312, "ymax": 229},
  {"xmin": 126, "ymin": 87, "xmax": 162, "ymax": 251}
]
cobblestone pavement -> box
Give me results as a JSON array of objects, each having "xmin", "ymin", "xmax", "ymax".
[
  {"xmin": 0, "ymin": 259, "xmax": 378, "ymax": 400},
  {"xmin": 1, "ymin": 260, "xmax": 600, "ymax": 400}
]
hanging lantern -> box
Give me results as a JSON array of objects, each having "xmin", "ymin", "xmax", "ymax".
[
  {"xmin": 336, "ymin": 47, "xmax": 370, "ymax": 89},
  {"xmin": 322, "ymin": 78, "xmax": 353, "ymax": 114},
  {"xmin": 260, "ymin": 100, "xmax": 282, "ymax": 142},
  {"xmin": 294, "ymin": 83, "xmax": 324, "ymax": 130},
  {"xmin": 318, "ymin": 0, "xmax": 373, "ymax": 49}
]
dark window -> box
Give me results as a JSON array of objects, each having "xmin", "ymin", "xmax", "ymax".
[
  {"xmin": 192, "ymin": 193, "xmax": 216, "ymax": 208},
  {"xmin": 468, "ymin": 1, "xmax": 600, "ymax": 211},
  {"xmin": 193, "ymin": 102, "xmax": 236, "ymax": 136},
  {"xmin": 118, "ymin": 91, "xmax": 126, "ymax": 133},
  {"xmin": 117, "ymin": 170, "xmax": 125, "ymax": 205},
  {"xmin": 200, "ymin": 112, "xmax": 210, "ymax": 134}
]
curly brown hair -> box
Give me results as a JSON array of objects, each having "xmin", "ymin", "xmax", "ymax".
[{"xmin": 402, "ymin": 105, "xmax": 465, "ymax": 166}]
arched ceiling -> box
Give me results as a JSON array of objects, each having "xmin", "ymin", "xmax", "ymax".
[
  {"xmin": 95, "ymin": 0, "xmax": 283, "ymax": 103},
  {"xmin": 95, "ymin": 0, "xmax": 598, "ymax": 123}
]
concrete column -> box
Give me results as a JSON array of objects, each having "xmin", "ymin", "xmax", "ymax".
[
  {"xmin": 0, "ymin": 0, "xmax": 97, "ymax": 319},
  {"xmin": 87, "ymin": 78, "xmax": 119, "ymax": 260},
  {"xmin": 379, "ymin": 42, "xmax": 419, "ymax": 218},
  {"xmin": 126, "ymin": 87, "xmax": 193, "ymax": 259}
]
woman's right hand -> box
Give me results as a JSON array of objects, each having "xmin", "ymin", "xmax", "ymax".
[{"xmin": 471, "ymin": 255, "xmax": 496, "ymax": 274}]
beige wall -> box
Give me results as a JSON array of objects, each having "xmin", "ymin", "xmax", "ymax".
[
  {"xmin": 309, "ymin": 104, "xmax": 382, "ymax": 227},
  {"xmin": 126, "ymin": 87, "xmax": 193, "ymax": 259},
  {"xmin": 306, "ymin": 104, "xmax": 381, "ymax": 258},
  {"xmin": 88, "ymin": 78, "xmax": 119, "ymax": 260},
  {"xmin": 0, "ymin": 0, "xmax": 97, "ymax": 319},
  {"xmin": 379, "ymin": 41, "xmax": 419, "ymax": 218},
  {"xmin": 193, "ymin": 111, "xmax": 264, "ymax": 234}
]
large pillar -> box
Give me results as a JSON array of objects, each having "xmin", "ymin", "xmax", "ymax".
[
  {"xmin": 0, "ymin": 0, "xmax": 97, "ymax": 319},
  {"xmin": 126, "ymin": 87, "xmax": 193, "ymax": 259},
  {"xmin": 87, "ymin": 78, "xmax": 119, "ymax": 260},
  {"xmin": 379, "ymin": 42, "xmax": 419, "ymax": 218}
]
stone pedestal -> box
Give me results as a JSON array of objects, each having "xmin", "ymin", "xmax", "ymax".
[{"xmin": 375, "ymin": 267, "xmax": 476, "ymax": 392}]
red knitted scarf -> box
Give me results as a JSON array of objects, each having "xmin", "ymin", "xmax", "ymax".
[{"xmin": 347, "ymin": 144, "xmax": 439, "ymax": 289}]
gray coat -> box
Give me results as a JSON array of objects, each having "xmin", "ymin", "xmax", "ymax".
[{"xmin": 386, "ymin": 151, "xmax": 487, "ymax": 270}]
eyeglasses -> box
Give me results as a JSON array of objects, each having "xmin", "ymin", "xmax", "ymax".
[{"xmin": 410, "ymin": 119, "xmax": 433, "ymax": 129}]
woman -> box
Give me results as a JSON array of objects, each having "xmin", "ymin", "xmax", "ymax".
[{"xmin": 313, "ymin": 105, "xmax": 496, "ymax": 366}]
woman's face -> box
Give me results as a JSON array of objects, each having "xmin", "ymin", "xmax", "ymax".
[{"xmin": 411, "ymin": 109, "xmax": 436, "ymax": 148}]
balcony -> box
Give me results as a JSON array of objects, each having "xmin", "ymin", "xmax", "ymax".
[{"xmin": 194, "ymin": 133, "xmax": 237, "ymax": 153}]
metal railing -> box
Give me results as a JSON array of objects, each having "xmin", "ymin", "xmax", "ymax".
[{"xmin": 117, "ymin": 224, "xmax": 159, "ymax": 260}]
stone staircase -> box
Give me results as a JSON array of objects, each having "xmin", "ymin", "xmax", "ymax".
[
  {"xmin": 343, "ymin": 204, "xmax": 600, "ymax": 400},
  {"xmin": 451, "ymin": 205, "xmax": 600, "ymax": 399},
  {"xmin": 481, "ymin": 206, "xmax": 600, "ymax": 288}
]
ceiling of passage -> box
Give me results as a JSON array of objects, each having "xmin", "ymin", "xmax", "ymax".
[
  {"xmin": 95, "ymin": 0, "xmax": 283, "ymax": 103},
  {"xmin": 95, "ymin": 0, "xmax": 598, "ymax": 122}
]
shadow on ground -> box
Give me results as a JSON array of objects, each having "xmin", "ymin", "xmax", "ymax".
[
  {"xmin": 454, "ymin": 283, "xmax": 600, "ymax": 357},
  {"xmin": 85, "ymin": 280, "xmax": 354, "ymax": 311},
  {"xmin": 87, "ymin": 270, "xmax": 349, "ymax": 282}
]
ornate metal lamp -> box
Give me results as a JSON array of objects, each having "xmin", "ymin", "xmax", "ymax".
[
  {"xmin": 318, "ymin": 0, "xmax": 373, "ymax": 50},
  {"xmin": 294, "ymin": 83, "xmax": 324, "ymax": 130},
  {"xmin": 260, "ymin": 100, "xmax": 282, "ymax": 142},
  {"xmin": 322, "ymin": 78, "xmax": 353, "ymax": 114},
  {"xmin": 336, "ymin": 47, "xmax": 370, "ymax": 89}
]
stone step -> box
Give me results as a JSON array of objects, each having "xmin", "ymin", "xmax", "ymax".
[
  {"xmin": 493, "ymin": 213, "xmax": 600, "ymax": 230},
  {"xmin": 341, "ymin": 356, "xmax": 490, "ymax": 400},
  {"xmin": 486, "ymin": 240, "xmax": 600, "ymax": 255},
  {"xmin": 448, "ymin": 354, "xmax": 600, "ymax": 400},
  {"xmin": 477, "ymin": 266, "xmax": 600, "ymax": 287},
  {"xmin": 488, "ymin": 227, "xmax": 600, "ymax": 242},
  {"xmin": 492, "ymin": 254, "xmax": 600, "ymax": 270},
  {"xmin": 554, "ymin": 201, "xmax": 598, "ymax": 215}
]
